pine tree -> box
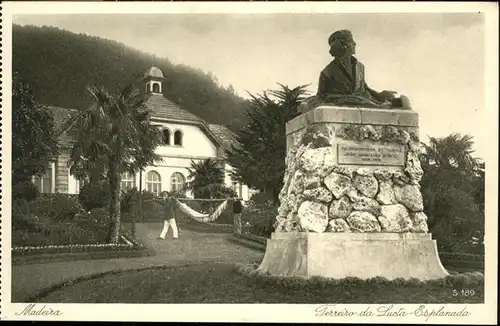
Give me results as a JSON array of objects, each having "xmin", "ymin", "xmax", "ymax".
[{"xmin": 227, "ymin": 84, "xmax": 309, "ymax": 203}]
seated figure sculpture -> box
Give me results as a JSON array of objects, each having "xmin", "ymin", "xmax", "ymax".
[{"xmin": 301, "ymin": 30, "xmax": 412, "ymax": 112}]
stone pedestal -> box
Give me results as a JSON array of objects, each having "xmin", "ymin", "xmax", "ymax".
[
  {"xmin": 258, "ymin": 105, "xmax": 449, "ymax": 280},
  {"xmin": 258, "ymin": 232, "xmax": 448, "ymax": 280}
]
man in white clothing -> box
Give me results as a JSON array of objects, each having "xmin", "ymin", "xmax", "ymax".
[{"xmin": 159, "ymin": 195, "xmax": 179, "ymax": 240}]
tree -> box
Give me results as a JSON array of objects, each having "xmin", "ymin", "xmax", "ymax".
[
  {"xmin": 12, "ymin": 72, "xmax": 59, "ymax": 186},
  {"xmin": 64, "ymin": 84, "xmax": 163, "ymax": 243},
  {"xmin": 420, "ymin": 133, "xmax": 484, "ymax": 253},
  {"xmin": 186, "ymin": 158, "xmax": 236, "ymax": 199},
  {"xmin": 13, "ymin": 25, "xmax": 250, "ymax": 133},
  {"xmin": 227, "ymin": 84, "xmax": 309, "ymax": 204}
]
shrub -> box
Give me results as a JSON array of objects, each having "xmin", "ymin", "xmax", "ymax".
[
  {"xmin": 12, "ymin": 180, "xmax": 39, "ymax": 202},
  {"xmin": 121, "ymin": 189, "xmax": 164, "ymax": 221},
  {"xmin": 18, "ymin": 222, "xmax": 108, "ymax": 246},
  {"xmin": 66, "ymin": 220, "xmax": 109, "ymax": 244},
  {"xmin": 13, "ymin": 207, "xmax": 110, "ymax": 247},
  {"xmin": 75, "ymin": 207, "xmax": 111, "ymax": 226},
  {"xmin": 12, "ymin": 195, "xmax": 111, "ymax": 247},
  {"xmin": 12, "ymin": 198, "xmax": 51, "ymax": 238},
  {"xmin": 31, "ymin": 194, "xmax": 84, "ymax": 221},
  {"xmin": 242, "ymin": 200, "xmax": 277, "ymax": 237},
  {"xmin": 237, "ymin": 264, "xmax": 484, "ymax": 291},
  {"xmin": 13, "ymin": 229, "xmax": 52, "ymax": 247},
  {"xmin": 12, "ymin": 198, "xmax": 30, "ymax": 217},
  {"xmin": 78, "ymin": 181, "xmax": 110, "ymax": 210},
  {"xmin": 160, "ymin": 190, "xmax": 187, "ymax": 199},
  {"xmin": 121, "ymin": 188, "xmax": 141, "ymax": 215},
  {"xmin": 249, "ymin": 191, "xmax": 275, "ymax": 205}
]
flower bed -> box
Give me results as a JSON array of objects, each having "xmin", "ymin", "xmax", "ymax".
[
  {"xmin": 12, "ymin": 233, "xmax": 151, "ymax": 265},
  {"xmin": 12, "ymin": 196, "xmax": 111, "ymax": 247},
  {"xmin": 12, "ymin": 233, "xmax": 143, "ymax": 255},
  {"xmin": 13, "ymin": 221, "xmax": 109, "ymax": 247}
]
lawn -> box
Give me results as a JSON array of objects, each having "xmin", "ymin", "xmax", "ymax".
[{"xmin": 37, "ymin": 263, "xmax": 484, "ymax": 303}]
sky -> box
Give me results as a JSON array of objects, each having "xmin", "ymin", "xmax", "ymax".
[{"xmin": 13, "ymin": 12, "xmax": 488, "ymax": 158}]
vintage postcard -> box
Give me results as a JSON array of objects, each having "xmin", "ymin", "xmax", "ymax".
[{"xmin": 1, "ymin": 1, "xmax": 498, "ymax": 323}]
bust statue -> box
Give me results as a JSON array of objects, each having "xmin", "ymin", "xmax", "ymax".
[{"xmin": 302, "ymin": 30, "xmax": 411, "ymax": 112}]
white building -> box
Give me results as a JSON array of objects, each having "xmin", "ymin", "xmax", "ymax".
[{"xmin": 34, "ymin": 67, "xmax": 258, "ymax": 201}]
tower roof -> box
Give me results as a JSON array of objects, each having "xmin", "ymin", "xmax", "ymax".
[{"xmin": 144, "ymin": 66, "xmax": 164, "ymax": 79}]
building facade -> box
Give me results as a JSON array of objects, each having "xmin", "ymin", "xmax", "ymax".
[{"xmin": 33, "ymin": 67, "xmax": 258, "ymax": 201}]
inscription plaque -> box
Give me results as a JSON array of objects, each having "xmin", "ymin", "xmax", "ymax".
[{"xmin": 337, "ymin": 143, "xmax": 405, "ymax": 166}]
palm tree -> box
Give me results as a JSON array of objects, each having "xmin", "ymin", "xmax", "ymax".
[
  {"xmin": 420, "ymin": 133, "xmax": 480, "ymax": 173},
  {"xmin": 186, "ymin": 158, "xmax": 234, "ymax": 199},
  {"xmin": 419, "ymin": 133, "xmax": 484, "ymax": 252},
  {"xmin": 63, "ymin": 84, "xmax": 162, "ymax": 243}
]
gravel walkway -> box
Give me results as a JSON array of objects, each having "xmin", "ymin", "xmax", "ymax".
[{"xmin": 11, "ymin": 222, "xmax": 264, "ymax": 302}]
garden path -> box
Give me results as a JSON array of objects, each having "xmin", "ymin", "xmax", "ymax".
[{"xmin": 11, "ymin": 222, "xmax": 264, "ymax": 302}]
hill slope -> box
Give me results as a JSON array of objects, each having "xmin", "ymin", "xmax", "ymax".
[{"xmin": 12, "ymin": 25, "xmax": 249, "ymax": 130}]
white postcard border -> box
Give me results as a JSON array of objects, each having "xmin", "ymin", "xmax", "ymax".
[{"xmin": 1, "ymin": 2, "xmax": 498, "ymax": 323}]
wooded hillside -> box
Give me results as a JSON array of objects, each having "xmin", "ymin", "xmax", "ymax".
[{"xmin": 12, "ymin": 25, "xmax": 249, "ymax": 130}]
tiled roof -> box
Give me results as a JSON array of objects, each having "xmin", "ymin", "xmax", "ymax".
[
  {"xmin": 208, "ymin": 124, "xmax": 241, "ymax": 151},
  {"xmin": 144, "ymin": 94, "xmax": 203, "ymax": 123},
  {"xmin": 47, "ymin": 99, "xmax": 239, "ymax": 152}
]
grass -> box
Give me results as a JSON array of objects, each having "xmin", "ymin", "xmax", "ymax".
[
  {"xmin": 12, "ymin": 221, "xmax": 264, "ymax": 302},
  {"xmin": 37, "ymin": 263, "xmax": 484, "ymax": 304}
]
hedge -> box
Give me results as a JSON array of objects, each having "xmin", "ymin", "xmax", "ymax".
[{"xmin": 236, "ymin": 263, "xmax": 485, "ymax": 289}]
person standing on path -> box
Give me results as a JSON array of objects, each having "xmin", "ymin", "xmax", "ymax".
[
  {"xmin": 233, "ymin": 198, "xmax": 243, "ymax": 234},
  {"xmin": 159, "ymin": 195, "xmax": 179, "ymax": 240}
]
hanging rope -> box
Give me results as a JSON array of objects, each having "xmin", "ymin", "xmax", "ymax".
[
  {"xmin": 141, "ymin": 196, "xmax": 235, "ymax": 223},
  {"xmin": 174, "ymin": 198, "xmax": 230, "ymax": 223}
]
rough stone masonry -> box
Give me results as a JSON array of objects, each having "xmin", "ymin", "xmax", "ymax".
[
  {"xmin": 257, "ymin": 106, "xmax": 449, "ymax": 280},
  {"xmin": 275, "ymin": 122, "xmax": 428, "ymax": 235}
]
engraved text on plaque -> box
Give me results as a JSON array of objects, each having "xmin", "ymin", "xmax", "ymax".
[{"xmin": 337, "ymin": 143, "xmax": 405, "ymax": 166}]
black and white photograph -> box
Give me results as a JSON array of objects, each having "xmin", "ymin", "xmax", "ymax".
[{"xmin": 0, "ymin": 2, "xmax": 498, "ymax": 323}]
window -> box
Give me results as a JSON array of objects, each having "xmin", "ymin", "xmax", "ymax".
[
  {"xmin": 171, "ymin": 172, "xmax": 186, "ymax": 192},
  {"xmin": 174, "ymin": 130, "xmax": 183, "ymax": 146},
  {"xmin": 152, "ymin": 83, "xmax": 160, "ymax": 93},
  {"xmin": 33, "ymin": 164, "xmax": 53, "ymax": 193},
  {"xmin": 146, "ymin": 171, "xmax": 161, "ymax": 195},
  {"xmin": 162, "ymin": 129, "xmax": 171, "ymax": 145},
  {"xmin": 121, "ymin": 172, "xmax": 136, "ymax": 191}
]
